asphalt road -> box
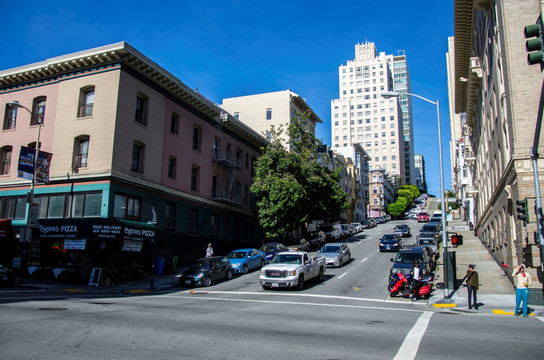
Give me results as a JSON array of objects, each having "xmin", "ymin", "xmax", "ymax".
[{"xmin": 1, "ymin": 215, "xmax": 543, "ymax": 359}]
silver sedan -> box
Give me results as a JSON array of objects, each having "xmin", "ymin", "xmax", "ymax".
[{"xmin": 317, "ymin": 243, "xmax": 351, "ymax": 267}]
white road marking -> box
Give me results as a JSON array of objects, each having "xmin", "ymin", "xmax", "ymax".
[
  {"xmin": 338, "ymin": 272, "xmax": 348, "ymax": 279},
  {"xmin": 393, "ymin": 311, "xmax": 433, "ymax": 360},
  {"xmin": 161, "ymin": 293, "xmax": 422, "ymax": 313},
  {"xmin": 361, "ymin": 257, "xmax": 368, "ymax": 263}
]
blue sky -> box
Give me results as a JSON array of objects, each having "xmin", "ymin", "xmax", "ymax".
[{"xmin": 3, "ymin": 1, "xmax": 454, "ymax": 195}]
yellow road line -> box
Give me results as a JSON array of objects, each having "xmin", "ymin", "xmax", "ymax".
[{"xmin": 125, "ymin": 289, "xmax": 150, "ymax": 294}]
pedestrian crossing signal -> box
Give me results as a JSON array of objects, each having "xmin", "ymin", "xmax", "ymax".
[{"xmin": 452, "ymin": 234, "xmax": 463, "ymax": 246}]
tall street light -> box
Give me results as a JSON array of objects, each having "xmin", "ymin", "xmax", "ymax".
[
  {"xmin": 381, "ymin": 91, "xmax": 450, "ymax": 298},
  {"xmin": 8, "ymin": 101, "xmax": 43, "ymax": 282}
]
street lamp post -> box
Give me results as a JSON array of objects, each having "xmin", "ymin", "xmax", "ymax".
[
  {"xmin": 381, "ymin": 91, "xmax": 449, "ymax": 298},
  {"xmin": 8, "ymin": 102, "xmax": 43, "ymax": 283}
]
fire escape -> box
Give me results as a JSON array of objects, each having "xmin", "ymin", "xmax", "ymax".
[{"xmin": 212, "ymin": 112, "xmax": 242, "ymax": 205}]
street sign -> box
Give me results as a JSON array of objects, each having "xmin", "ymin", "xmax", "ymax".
[{"xmin": 448, "ymin": 226, "xmax": 468, "ymax": 231}]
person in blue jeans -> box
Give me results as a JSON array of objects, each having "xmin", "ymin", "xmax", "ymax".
[{"xmin": 512, "ymin": 264, "xmax": 532, "ymax": 317}]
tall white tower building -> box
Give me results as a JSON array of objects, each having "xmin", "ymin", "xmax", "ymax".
[{"xmin": 331, "ymin": 41, "xmax": 413, "ymax": 184}]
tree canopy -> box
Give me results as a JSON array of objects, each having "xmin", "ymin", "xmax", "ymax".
[{"xmin": 251, "ymin": 112, "xmax": 348, "ymax": 239}]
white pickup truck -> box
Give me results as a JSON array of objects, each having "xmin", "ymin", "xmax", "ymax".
[{"xmin": 259, "ymin": 251, "xmax": 326, "ymax": 290}]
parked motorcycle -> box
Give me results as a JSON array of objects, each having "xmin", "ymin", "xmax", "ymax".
[{"xmin": 388, "ymin": 269, "xmax": 433, "ymax": 299}]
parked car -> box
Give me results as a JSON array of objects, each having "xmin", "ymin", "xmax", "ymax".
[
  {"xmin": 402, "ymin": 244, "xmax": 437, "ymax": 272},
  {"xmin": 287, "ymin": 238, "xmax": 310, "ymax": 252},
  {"xmin": 389, "ymin": 247, "xmax": 432, "ymax": 282},
  {"xmin": 361, "ymin": 220, "xmax": 372, "ymax": 229},
  {"xmin": 260, "ymin": 251, "xmax": 326, "ymax": 290},
  {"xmin": 394, "ymin": 224, "xmax": 411, "ymax": 238},
  {"xmin": 368, "ymin": 218, "xmax": 377, "ymax": 227},
  {"xmin": 417, "ymin": 212, "xmax": 430, "ymax": 222},
  {"xmin": 0, "ymin": 264, "xmax": 15, "ymax": 286},
  {"xmin": 179, "ymin": 256, "xmax": 233, "ymax": 287},
  {"xmin": 373, "ymin": 216, "xmax": 385, "ymax": 224},
  {"xmin": 317, "ymin": 243, "xmax": 351, "ymax": 267},
  {"xmin": 340, "ymin": 224, "xmax": 351, "ymax": 238},
  {"xmin": 307, "ymin": 231, "xmax": 327, "ymax": 249},
  {"xmin": 226, "ymin": 248, "xmax": 266, "ymax": 274},
  {"xmin": 259, "ymin": 242, "xmax": 289, "ymax": 263},
  {"xmin": 350, "ymin": 223, "xmax": 362, "ymax": 234},
  {"xmin": 379, "ymin": 234, "xmax": 402, "ymax": 252},
  {"xmin": 318, "ymin": 224, "xmax": 342, "ymax": 242},
  {"xmin": 384, "ymin": 214, "xmax": 391, "ymax": 222},
  {"xmin": 416, "ymin": 237, "xmax": 439, "ymax": 260}
]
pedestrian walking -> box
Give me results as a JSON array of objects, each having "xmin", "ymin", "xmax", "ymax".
[
  {"xmin": 513, "ymin": 264, "xmax": 532, "ymax": 317},
  {"xmin": 205, "ymin": 243, "xmax": 214, "ymax": 258},
  {"xmin": 466, "ymin": 264, "xmax": 479, "ymax": 309}
]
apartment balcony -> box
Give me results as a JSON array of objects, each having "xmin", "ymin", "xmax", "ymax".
[
  {"xmin": 212, "ymin": 150, "xmax": 242, "ymax": 168},
  {"xmin": 465, "ymin": 184, "xmax": 478, "ymax": 198},
  {"xmin": 212, "ymin": 191, "xmax": 242, "ymax": 205},
  {"xmin": 466, "ymin": 57, "xmax": 483, "ymax": 128}
]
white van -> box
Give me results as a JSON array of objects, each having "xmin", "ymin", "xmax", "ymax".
[{"xmin": 319, "ymin": 224, "xmax": 342, "ymax": 242}]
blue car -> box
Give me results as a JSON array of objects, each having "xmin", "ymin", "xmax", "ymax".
[
  {"xmin": 259, "ymin": 242, "xmax": 288, "ymax": 263},
  {"xmin": 227, "ymin": 248, "xmax": 266, "ymax": 274}
]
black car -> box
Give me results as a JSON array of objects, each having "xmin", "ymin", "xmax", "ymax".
[
  {"xmin": 379, "ymin": 234, "xmax": 402, "ymax": 252},
  {"xmin": 179, "ymin": 256, "xmax": 233, "ymax": 287},
  {"xmin": 394, "ymin": 224, "xmax": 411, "ymax": 238},
  {"xmin": 307, "ymin": 231, "xmax": 327, "ymax": 249},
  {"xmin": 389, "ymin": 247, "xmax": 432, "ymax": 281},
  {"xmin": 0, "ymin": 264, "xmax": 15, "ymax": 286}
]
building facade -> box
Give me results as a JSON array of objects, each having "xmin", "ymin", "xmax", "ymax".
[
  {"xmin": 368, "ymin": 168, "xmax": 397, "ymax": 218},
  {"xmin": 221, "ymin": 90, "xmax": 322, "ymax": 147},
  {"xmin": 331, "ymin": 41, "xmax": 409, "ymax": 184},
  {"xmin": 452, "ymin": 0, "xmax": 544, "ymax": 294},
  {"xmin": 414, "ymin": 154, "xmax": 428, "ymax": 193},
  {"xmin": 0, "ymin": 42, "xmax": 267, "ymax": 282}
]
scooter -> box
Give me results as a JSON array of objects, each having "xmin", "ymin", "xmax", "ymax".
[{"xmin": 388, "ymin": 271, "xmax": 433, "ymax": 299}]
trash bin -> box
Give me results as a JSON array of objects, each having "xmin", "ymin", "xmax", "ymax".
[{"xmin": 154, "ymin": 257, "xmax": 165, "ymax": 275}]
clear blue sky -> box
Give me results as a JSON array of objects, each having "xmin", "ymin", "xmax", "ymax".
[{"xmin": 3, "ymin": 1, "xmax": 454, "ymax": 195}]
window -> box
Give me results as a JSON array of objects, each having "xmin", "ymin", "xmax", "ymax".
[
  {"xmin": 266, "ymin": 108, "xmax": 272, "ymax": 120},
  {"xmin": 170, "ymin": 113, "xmax": 179, "ymax": 134},
  {"xmin": 135, "ymin": 94, "xmax": 148, "ymax": 125},
  {"xmin": 131, "ymin": 142, "xmax": 145, "ymax": 173},
  {"xmin": 0, "ymin": 146, "xmax": 12, "ymax": 175},
  {"xmin": 71, "ymin": 192, "xmax": 102, "ymax": 218},
  {"xmin": 234, "ymin": 112, "xmax": 239, "ymax": 120},
  {"xmin": 1, "ymin": 197, "xmax": 26, "ymax": 219},
  {"xmin": 3, "ymin": 104, "xmax": 17, "ymax": 130},
  {"xmin": 113, "ymin": 194, "xmax": 141, "ymax": 221},
  {"xmin": 245, "ymin": 153, "xmax": 249, "ymax": 168},
  {"xmin": 212, "ymin": 174, "xmax": 218, "ymax": 197},
  {"xmin": 211, "ymin": 213, "xmax": 219, "ymax": 237},
  {"xmin": 168, "ymin": 156, "xmax": 176, "ymax": 179},
  {"xmin": 74, "ymin": 136, "xmax": 89, "ymax": 168},
  {"xmin": 188, "ymin": 208, "xmax": 198, "ymax": 234},
  {"xmin": 191, "ymin": 166, "xmax": 199, "ymax": 191},
  {"xmin": 165, "ymin": 203, "xmax": 176, "ymax": 231},
  {"xmin": 192, "ymin": 126, "xmax": 201, "ymax": 151},
  {"xmin": 31, "ymin": 97, "xmax": 46, "ymax": 125},
  {"xmin": 79, "ymin": 87, "xmax": 94, "ymax": 117}
]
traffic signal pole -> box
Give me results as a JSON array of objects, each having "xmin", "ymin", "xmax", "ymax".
[
  {"xmin": 526, "ymin": 1, "xmax": 544, "ymax": 272},
  {"xmin": 530, "ymin": 77, "xmax": 544, "ymax": 272}
]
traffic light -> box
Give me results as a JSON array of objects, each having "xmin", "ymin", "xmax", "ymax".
[
  {"xmin": 516, "ymin": 198, "xmax": 530, "ymax": 223},
  {"xmin": 451, "ymin": 234, "xmax": 463, "ymax": 246},
  {"xmin": 524, "ymin": 16, "xmax": 544, "ymax": 66}
]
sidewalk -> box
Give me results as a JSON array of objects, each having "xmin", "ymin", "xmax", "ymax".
[
  {"xmin": 14, "ymin": 266, "xmax": 186, "ymax": 294},
  {"xmin": 429, "ymin": 217, "xmax": 543, "ymax": 315}
]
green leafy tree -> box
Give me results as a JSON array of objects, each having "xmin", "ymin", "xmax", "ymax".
[
  {"xmin": 251, "ymin": 112, "xmax": 348, "ymax": 239},
  {"xmin": 388, "ymin": 201, "xmax": 407, "ymax": 218},
  {"xmin": 397, "ymin": 189, "xmax": 414, "ymax": 204}
]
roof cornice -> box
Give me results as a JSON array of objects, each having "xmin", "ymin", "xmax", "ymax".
[{"xmin": 0, "ymin": 42, "xmax": 268, "ymax": 148}]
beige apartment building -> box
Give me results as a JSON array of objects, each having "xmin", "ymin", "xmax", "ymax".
[
  {"xmin": 221, "ymin": 90, "xmax": 322, "ymax": 147},
  {"xmin": 331, "ymin": 42, "xmax": 407, "ymax": 184},
  {"xmin": 452, "ymin": 0, "xmax": 544, "ymax": 296}
]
